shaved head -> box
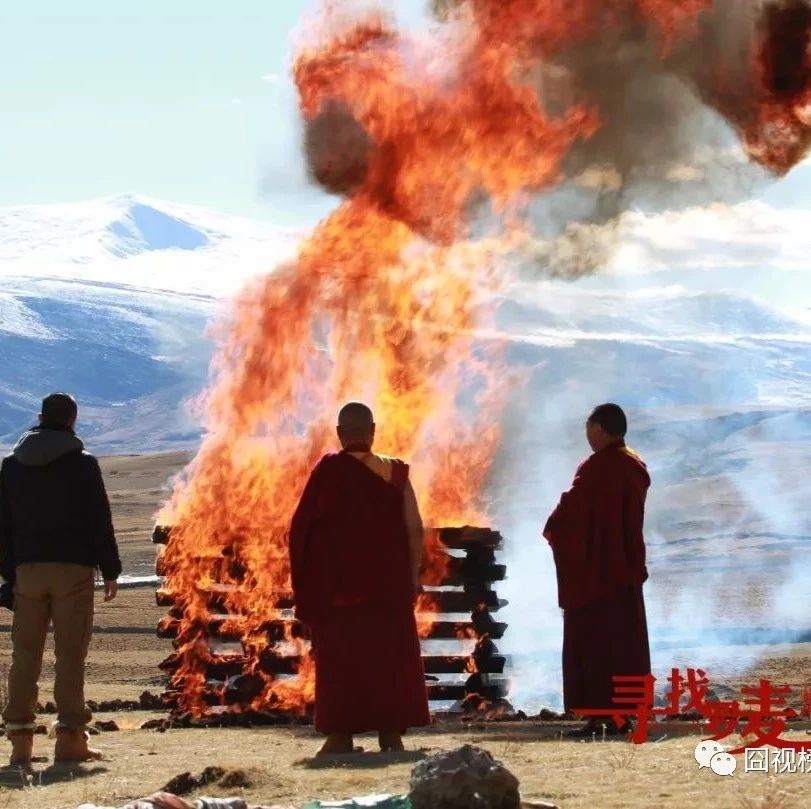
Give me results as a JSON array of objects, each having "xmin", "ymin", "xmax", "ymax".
[{"xmin": 337, "ymin": 401, "xmax": 375, "ymax": 448}]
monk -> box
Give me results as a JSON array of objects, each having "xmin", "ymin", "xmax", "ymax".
[
  {"xmin": 289, "ymin": 402, "xmax": 430, "ymax": 755},
  {"xmin": 543, "ymin": 403, "xmax": 651, "ymax": 737}
]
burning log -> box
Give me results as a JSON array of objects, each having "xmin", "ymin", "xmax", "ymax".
[
  {"xmin": 435, "ymin": 527, "xmax": 502, "ymax": 549},
  {"xmin": 161, "ymin": 678, "xmax": 510, "ymax": 711},
  {"xmin": 426, "ymin": 678, "xmax": 510, "ymax": 703},
  {"xmin": 155, "ymin": 588, "xmax": 295, "ymax": 612},
  {"xmin": 158, "ymin": 616, "xmax": 506, "ymax": 644},
  {"xmin": 159, "ymin": 651, "xmax": 508, "ymax": 678},
  {"xmin": 152, "ymin": 525, "xmax": 172, "ymax": 545},
  {"xmin": 421, "ymin": 589, "xmax": 506, "ymax": 613}
]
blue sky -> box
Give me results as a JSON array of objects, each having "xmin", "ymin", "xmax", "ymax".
[{"xmin": 0, "ymin": 1, "xmax": 807, "ymax": 227}]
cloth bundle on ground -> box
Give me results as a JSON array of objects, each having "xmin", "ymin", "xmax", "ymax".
[
  {"xmin": 303, "ymin": 798, "xmax": 411, "ymax": 808},
  {"xmin": 77, "ymin": 793, "xmax": 294, "ymax": 809}
]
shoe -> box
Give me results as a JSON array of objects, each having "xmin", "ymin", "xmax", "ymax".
[
  {"xmin": 563, "ymin": 718, "xmax": 601, "ymax": 739},
  {"xmin": 54, "ymin": 727, "xmax": 103, "ymax": 763},
  {"xmin": 563, "ymin": 717, "xmax": 632, "ymax": 739},
  {"xmin": 315, "ymin": 733, "xmax": 355, "ymax": 757},
  {"xmin": 8, "ymin": 728, "xmax": 33, "ymax": 766},
  {"xmin": 378, "ymin": 731, "xmax": 405, "ymax": 752},
  {"xmin": 605, "ymin": 718, "xmax": 634, "ymax": 736}
]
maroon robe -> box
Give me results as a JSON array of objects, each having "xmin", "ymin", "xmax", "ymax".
[
  {"xmin": 289, "ymin": 450, "xmax": 430, "ymax": 734},
  {"xmin": 544, "ymin": 440, "xmax": 651, "ymax": 712}
]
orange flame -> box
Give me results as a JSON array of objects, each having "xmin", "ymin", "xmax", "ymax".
[{"xmin": 156, "ymin": 0, "xmax": 742, "ymax": 716}]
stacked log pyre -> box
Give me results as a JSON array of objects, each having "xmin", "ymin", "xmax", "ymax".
[{"xmin": 153, "ymin": 525, "xmax": 509, "ymax": 722}]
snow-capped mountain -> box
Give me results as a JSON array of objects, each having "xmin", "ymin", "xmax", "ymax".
[
  {"xmin": 2, "ymin": 193, "xmax": 811, "ymax": 452},
  {"xmin": 0, "ymin": 194, "xmax": 301, "ymax": 451}
]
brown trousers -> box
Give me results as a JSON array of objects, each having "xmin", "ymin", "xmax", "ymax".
[{"xmin": 3, "ymin": 563, "xmax": 95, "ymax": 730}]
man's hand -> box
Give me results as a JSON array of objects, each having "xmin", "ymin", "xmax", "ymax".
[{"xmin": 103, "ymin": 580, "xmax": 118, "ymax": 602}]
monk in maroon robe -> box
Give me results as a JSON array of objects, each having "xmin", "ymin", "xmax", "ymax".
[
  {"xmin": 289, "ymin": 401, "xmax": 430, "ymax": 755},
  {"xmin": 543, "ymin": 403, "xmax": 651, "ymax": 737}
]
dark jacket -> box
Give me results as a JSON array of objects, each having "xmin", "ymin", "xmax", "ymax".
[{"xmin": 0, "ymin": 426, "xmax": 122, "ymax": 584}]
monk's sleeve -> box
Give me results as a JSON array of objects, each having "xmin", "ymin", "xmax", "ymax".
[
  {"xmin": 403, "ymin": 479, "xmax": 423, "ymax": 589},
  {"xmin": 543, "ymin": 460, "xmax": 593, "ymax": 548},
  {"xmin": 289, "ymin": 461, "xmax": 325, "ymax": 601}
]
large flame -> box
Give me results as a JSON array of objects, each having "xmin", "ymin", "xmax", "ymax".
[{"xmin": 157, "ymin": 0, "xmax": 810, "ymax": 717}]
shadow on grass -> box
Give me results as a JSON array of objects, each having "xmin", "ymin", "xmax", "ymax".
[
  {"xmin": 0, "ymin": 762, "xmax": 109, "ymax": 787},
  {"xmin": 298, "ymin": 749, "xmax": 429, "ymax": 769}
]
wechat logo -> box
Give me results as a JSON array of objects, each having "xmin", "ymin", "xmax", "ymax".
[{"xmin": 694, "ymin": 740, "xmax": 737, "ymax": 776}]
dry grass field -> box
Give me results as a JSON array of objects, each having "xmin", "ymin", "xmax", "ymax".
[{"xmin": 0, "ymin": 451, "xmax": 808, "ymax": 809}]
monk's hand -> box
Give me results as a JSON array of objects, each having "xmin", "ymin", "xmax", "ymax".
[{"xmin": 104, "ymin": 580, "xmax": 118, "ymax": 602}]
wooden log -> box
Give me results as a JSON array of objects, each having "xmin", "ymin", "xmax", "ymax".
[
  {"xmin": 160, "ymin": 653, "xmax": 508, "ymax": 679},
  {"xmin": 420, "ymin": 589, "xmax": 507, "ymax": 612},
  {"xmin": 157, "ymin": 551, "xmax": 502, "ymax": 586},
  {"xmin": 436, "ymin": 527, "xmax": 502, "ymax": 549},
  {"xmin": 422, "ymin": 559, "xmax": 506, "ymax": 587},
  {"xmin": 418, "ymin": 619, "xmax": 508, "ymax": 640},
  {"xmin": 159, "ymin": 587, "xmax": 503, "ymax": 614},
  {"xmin": 156, "ymin": 554, "xmax": 246, "ymax": 581},
  {"xmin": 156, "ymin": 588, "xmax": 295, "ymax": 612},
  {"xmin": 152, "ymin": 525, "xmax": 172, "ymax": 545},
  {"xmin": 425, "ymin": 655, "xmax": 508, "ymax": 674},
  {"xmin": 161, "ymin": 675, "xmax": 510, "ymax": 709},
  {"xmin": 156, "ymin": 616, "xmax": 311, "ymax": 643},
  {"xmin": 158, "ymin": 612, "xmax": 505, "ymax": 642},
  {"xmin": 155, "ymin": 524, "xmax": 503, "ymax": 549}
]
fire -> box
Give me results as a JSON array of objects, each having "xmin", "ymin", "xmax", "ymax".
[{"xmin": 157, "ymin": 0, "xmax": 810, "ymax": 718}]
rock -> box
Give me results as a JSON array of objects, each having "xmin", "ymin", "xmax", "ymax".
[
  {"xmin": 97, "ymin": 698, "xmax": 140, "ymax": 712},
  {"xmin": 87, "ymin": 700, "xmax": 100, "ymax": 711},
  {"xmin": 162, "ymin": 767, "xmax": 226, "ymax": 796},
  {"xmin": 522, "ymin": 803, "xmax": 559, "ymax": 809},
  {"xmin": 139, "ymin": 690, "xmax": 164, "ymax": 710},
  {"xmin": 33, "ymin": 725, "xmax": 47, "ymax": 735},
  {"xmin": 44, "ymin": 701, "xmax": 57, "ymax": 713},
  {"xmin": 140, "ymin": 718, "xmax": 170, "ymax": 732},
  {"xmin": 409, "ymin": 745, "xmax": 521, "ymax": 809},
  {"xmin": 94, "ymin": 720, "xmax": 120, "ymax": 732},
  {"xmin": 162, "ymin": 772, "xmax": 199, "ymax": 796},
  {"xmin": 218, "ymin": 769, "xmax": 252, "ymax": 789}
]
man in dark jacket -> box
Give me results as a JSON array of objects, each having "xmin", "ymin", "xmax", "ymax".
[{"xmin": 0, "ymin": 393, "xmax": 122, "ymax": 766}]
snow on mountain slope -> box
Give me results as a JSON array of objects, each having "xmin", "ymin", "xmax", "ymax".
[
  {"xmin": 1, "ymin": 194, "xmax": 810, "ymax": 454},
  {"xmin": 0, "ymin": 193, "xmax": 302, "ymax": 298},
  {"xmin": 0, "ymin": 195, "xmax": 302, "ymax": 449}
]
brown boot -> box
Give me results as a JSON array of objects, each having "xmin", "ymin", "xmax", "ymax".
[
  {"xmin": 8, "ymin": 729, "xmax": 34, "ymax": 766},
  {"xmin": 54, "ymin": 727, "xmax": 103, "ymax": 763}
]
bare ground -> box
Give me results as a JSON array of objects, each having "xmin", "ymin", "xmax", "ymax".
[{"xmin": 0, "ymin": 451, "xmax": 808, "ymax": 809}]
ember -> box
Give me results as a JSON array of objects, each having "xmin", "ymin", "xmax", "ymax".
[{"xmin": 154, "ymin": 0, "xmax": 811, "ymax": 721}]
